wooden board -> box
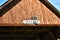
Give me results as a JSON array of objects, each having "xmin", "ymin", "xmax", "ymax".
[{"xmin": 0, "ymin": 0, "xmax": 60, "ymax": 26}]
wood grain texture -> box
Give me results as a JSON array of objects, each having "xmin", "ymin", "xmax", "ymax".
[{"xmin": 0, "ymin": 0, "xmax": 60, "ymax": 26}]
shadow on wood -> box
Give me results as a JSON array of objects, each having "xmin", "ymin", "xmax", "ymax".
[{"xmin": 0, "ymin": 26, "xmax": 60, "ymax": 40}]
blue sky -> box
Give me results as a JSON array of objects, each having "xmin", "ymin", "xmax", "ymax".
[
  {"xmin": 48, "ymin": 0, "xmax": 60, "ymax": 11},
  {"xmin": 0, "ymin": 0, "xmax": 7, "ymax": 6}
]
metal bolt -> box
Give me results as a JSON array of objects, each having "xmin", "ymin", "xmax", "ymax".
[{"xmin": 31, "ymin": 16, "xmax": 37, "ymax": 20}]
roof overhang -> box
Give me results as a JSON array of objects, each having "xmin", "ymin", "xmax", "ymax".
[
  {"xmin": 0, "ymin": 0, "xmax": 12, "ymax": 10},
  {"xmin": 0, "ymin": 0, "xmax": 21, "ymax": 17},
  {"xmin": 40, "ymin": 0, "xmax": 60, "ymax": 18}
]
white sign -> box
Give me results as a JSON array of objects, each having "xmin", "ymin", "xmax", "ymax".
[{"xmin": 23, "ymin": 20, "xmax": 40, "ymax": 24}]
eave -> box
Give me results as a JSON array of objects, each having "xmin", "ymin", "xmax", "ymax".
[{"xmin": 40, "ymin": 0, "xmax": 60, "ymax": 18}]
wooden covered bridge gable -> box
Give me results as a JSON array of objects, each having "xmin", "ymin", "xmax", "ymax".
[{"xmin": 0, "ymin": 0, "xmax": 60, "ymax": 26}]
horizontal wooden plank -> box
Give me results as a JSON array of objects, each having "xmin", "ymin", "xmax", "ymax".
[{"xmin": 0, "ymin": 23, "xmax": 60, "ymax": 26}]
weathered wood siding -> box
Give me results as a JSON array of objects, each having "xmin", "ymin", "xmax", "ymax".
[{"xmin": 0, "ymin": 0, "xmax": 60, "ymax": 25}]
